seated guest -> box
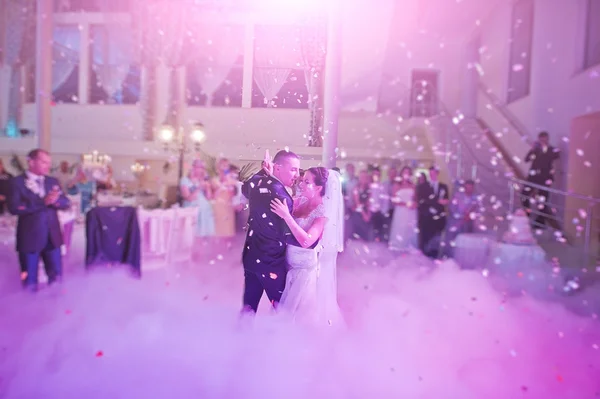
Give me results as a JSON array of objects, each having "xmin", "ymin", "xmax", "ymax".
[{"xmin": 7, "ymin": 149, "xmax": 71, "ymax": 291}]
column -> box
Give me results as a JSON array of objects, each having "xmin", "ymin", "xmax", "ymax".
[
  {"xmin": 78, "ymin": 23, "xmax": 90, "ymax": 104},
  {"xmin": 461, "ymin": 36, "xmax": 480, "ymax": 118},
  {"xmin": 321, "ymin": 0, "xmax": 342, "ymax": 168},
  {"xmin": 241, "ymin": 20, "xmax": 255, "ymax": 108},
  {"xmin": 35, "ymin": 0, "xmax": 53, "ymax": 150}
]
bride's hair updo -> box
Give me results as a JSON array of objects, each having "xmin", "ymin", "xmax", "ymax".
[{"xmin": 306, "ymin": 166, "xmax": 328, "ymax": 197}]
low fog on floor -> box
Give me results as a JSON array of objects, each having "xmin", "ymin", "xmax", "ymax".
[{"xmin": 0, "ymin": 228, "xmax": 599, "ymax": 399}]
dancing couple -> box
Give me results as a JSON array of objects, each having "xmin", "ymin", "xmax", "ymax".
[{"xmin": 240, "ymin": 150, "xmax": 344, "ymax": 325}]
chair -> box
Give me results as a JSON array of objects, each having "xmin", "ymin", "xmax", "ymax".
[
  {"xmin": 168, "ymin": 207, "xmax": 198, "ymax": 265},
  {"xmin": 138, "ymin": 208, "xmax": 175, "ymax": 270}
]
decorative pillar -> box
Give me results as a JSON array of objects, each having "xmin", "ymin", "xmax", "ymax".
[
  {"xmin": 36, "ymin": 0, "xmax": 53, "ymax": 150},
  {"xmin": 321, "ymin": 0, "xmax": 342, "ymax": 168},
  {"xmin": 4, "ymin": 0, "xmax": 35, "ymax": 138},
  {"xmin": 241, "ymin": 21, "xmax": 255, "ymax": 108},
  {"xmin": 300, "ymin": 13, "xmax": 327, "ymax": 148},
  {"xmin": 461, "ymin": 36, "xmax": 480, "ymax": 118},
  {"xmin": 78, "ymin": 22, "xmax": 90, "ymax": 104}
]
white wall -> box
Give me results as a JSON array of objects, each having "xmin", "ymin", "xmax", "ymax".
[
  {"xmin": 475, "ymin": 0, "xmax": 600, "ymax": 179},
  {"xmin": 343, "ymin": 0, "xmax": 464, "ymax": 113}
]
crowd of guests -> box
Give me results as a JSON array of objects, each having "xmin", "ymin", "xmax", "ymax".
[
  {"xmin": 341, "ymin": 162, "xmax": 483, "ymax": 258},
  {"xmin": 179, "ymin": 158, "xmax": 248, "ymax": 245}
]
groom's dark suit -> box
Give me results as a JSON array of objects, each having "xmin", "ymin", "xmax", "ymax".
[
  {"xmin": 241, "ymin": 170, "xmax": 293, "ymax": 312},
  {"xmin": 7, "ymin": 173, "xmax": 71, "ymax": 288}
]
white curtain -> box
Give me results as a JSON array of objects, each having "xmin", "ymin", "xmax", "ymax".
[
  {"xmin": 253, "ymin": 25, "xmax": 302, "ymax": 107},
  {"xmin": 91, "ymin": 24, "xmax": 134, "ymax": 100},
  {"xmin": 52, "ymin": 25, "xmax": 80, "ymax": 92},
  {"xmin": 192, "ymin": 25, "xmax": 243, "ymax": 106}
]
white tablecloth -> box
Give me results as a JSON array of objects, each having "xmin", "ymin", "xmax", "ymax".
[
  {"xmin": 486, "ymin": 241, "xmax": 548, "ymax": 295},
  {"xmin": 454, "ymin": 233, "xmax": 495, "ymax": 269}
]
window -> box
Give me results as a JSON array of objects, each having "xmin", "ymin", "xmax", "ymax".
[
  {"xmin": 251, "ymin": 25, "xmax": 307, "ymax": 109},
  {"xmin": 251, "ymin": 69, "xmax": 309, "ymax": 109},
  {"xmin": 54, "ymin": 0, "xmax": 131, "ymax": 12},
  {"xmin": 52, "ymin": 25, "xmax": 80, "ymax": 104},
  {"xmin": 506, "ymin": 0, "xmax": 534, "ymax": 103},
  {"xmin": 89, "ymin": 25, "xmax": 140, "ymax": 105},
  {"xmin": 583, "ymin": 0, "xmax": 600, "ymax": 70},
  {"xmin": 186, "ymin": 55, "xmax": 244, "ymax": 107}
]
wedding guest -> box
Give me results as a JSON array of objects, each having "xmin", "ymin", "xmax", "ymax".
[
  {"xmin": 180, "ymin": 159, "xmax": 215, "ymax": 238},
  {"xmin": 96, "ymin": 165, "xmax": 115, "ymax": 191},
  {"xmin": 54, "ymin": 161, "xmax": 72, "ymax": 191},
  {"xmin": 368, "ymin": 167, "xmax": 387, "ymax": 242},
  {"xmin": 67, "ymin": 167, "xmax": 96, "ymax": 214},
  {"xmin": 417, "ymin": 166, "xmax": 449, "ymax": 258},
  {"xmin": 7, "ymin": 149, "xmax": 71, "ymax": 291},
  {"xmin": 341, "ymin": 163, "xmax": 356, "ymax": 243},
  {"xmin": 388, "ymin": 166, "xmax": 418, "ymax": 252},
  {"xmin": 229, "ymin": 165, "xmax": 249, "ymax": 234},
  {"xmin": 445, "ymin": 180, "xmax": 482, "ymax": 256},
  {"xmin": 351, "ymin": 169, "xmax": 373, "ymax": 241},
  {"xmin": 522, "ymin": 131, "xmax": 560, "ymax": 228},
  {"xmin": 212, "ymin": 158, "xmax": 237, "ymax": 242},
  {"xmin": 380, "ymin": 165, "xmax": 397, "ymax": 241},
  {"xmin": 0, "ymin": 159, "xmax": 14, "ymax": 215}
]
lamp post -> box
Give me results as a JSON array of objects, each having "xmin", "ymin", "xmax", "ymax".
[{"xmin": 158, "ymin": 122, "xmax": 206, "ymax": 205}]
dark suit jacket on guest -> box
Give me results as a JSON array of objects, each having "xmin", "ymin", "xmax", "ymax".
[
  {"xmin": 241, "ymin": 170, "xmax": 293, "ymax": 275},
  {"xmin": 7, "ymin": 174, "xmax": 71, "ymax": 253},
  {"xmin": 417, "ymin": 180, "xmax": 449, "ymax": 229},
  {"xmin": 524, "ymin": 145, "xmax": 559, "ymax": 183}
]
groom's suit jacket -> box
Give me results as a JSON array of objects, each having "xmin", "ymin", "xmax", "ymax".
[
  {"xmin": 241, "ymin": 170, "xmax": 293, "ymax": 275},
  {"xmin": 7, "ymin": 173, "xmax": 71, "ymax": 253}
]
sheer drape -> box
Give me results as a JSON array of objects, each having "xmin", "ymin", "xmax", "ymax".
[
  {"xmin": 191, "ymin": 24, "xmax": 243, "ymax": 106},
  {"xmin": 52, "ymin": 25, "xmax": 80, "ymax": 93},
  {"xmin": 253, "ymin": 25, "xmax": 302, "ymax": 107},
  {"xmin": 91, "ymin": 24, "xmax": 134, "ymax": 100},
  {"xmin": 3, "ymin": 0, "xmax": 34, "ymax": 136},
  {"xmin": 299, "ymin": 17, "xmax": 327, "ymax": 145},
  {"xmin": 131, "ymin": 0, "xmax": 193, "ymax": 138}
]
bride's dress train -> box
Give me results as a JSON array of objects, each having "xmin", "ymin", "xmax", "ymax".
[{"xmin": 278, "ymin": 204, "xmax": 344, "ymax": 327}]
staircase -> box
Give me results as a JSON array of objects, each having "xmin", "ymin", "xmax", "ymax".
[{"xmin": 426, "ymin": 110, "xmax": 523, "ymax": 236}]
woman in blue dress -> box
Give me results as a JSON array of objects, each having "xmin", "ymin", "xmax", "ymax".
[
  {"xmin": 67, "ymin": 167, "xmax": 97, "ymax": 214},
  {"xmin": 179, "ymin": 159, "xmax": 215, "ymax": 237}
]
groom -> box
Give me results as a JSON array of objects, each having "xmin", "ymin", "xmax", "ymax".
[
  {"xmin": 7, "ymin": 149, "xmax": 71, "ymax": 291},
  {"xmin": 241, "ymin": 150, "xmax": 300, "ymax": 313}
]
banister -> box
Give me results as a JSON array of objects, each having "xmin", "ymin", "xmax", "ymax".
[{"xmin": 477, "ymin": 82, "xmax": 533, "ymax": 144}]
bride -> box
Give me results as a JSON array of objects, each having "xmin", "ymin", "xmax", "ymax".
[{"xmin": 269, "ymin": 166, "xmax": 344, "ymax": 326}]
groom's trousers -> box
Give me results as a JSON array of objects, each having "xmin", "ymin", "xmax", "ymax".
[
  {"xmin": 18, "ymin": 240, "xmax": 62, "ymax": 288},
  {"xmin": 242, "ymin": 269, "xmax": 287, "ymax": 312}
]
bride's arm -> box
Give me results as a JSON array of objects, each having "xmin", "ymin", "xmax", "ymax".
[{"xmin": 271, "ymin": 198, "xmax": 327, "ymax": 248}]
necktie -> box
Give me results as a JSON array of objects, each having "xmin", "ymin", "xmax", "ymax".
[{"xmin": 37, "ymin": 177, "xmax": 45, "ymax": 197}]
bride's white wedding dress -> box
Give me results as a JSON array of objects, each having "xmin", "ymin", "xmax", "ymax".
[
  {"xmin": 278, "ymin": 172, "xmax": 345, "ymax": 327},
  {"xmin": 279, "ymin": 204, "xmax": 325, "ymax": 324}
]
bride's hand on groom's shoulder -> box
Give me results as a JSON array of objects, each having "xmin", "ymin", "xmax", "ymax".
[{"xmin": 270, "ymin": 198, "xmax": 290, "ymax": 219}]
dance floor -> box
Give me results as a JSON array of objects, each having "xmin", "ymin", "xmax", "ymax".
[{"xmin": 0, "ymin": 226, "xmax": 599, "ymax": 399}]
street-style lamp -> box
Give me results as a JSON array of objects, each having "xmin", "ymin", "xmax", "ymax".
[{"xmin": 158, "ymin": 122, "xmax": 207, "ymax": 205}]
